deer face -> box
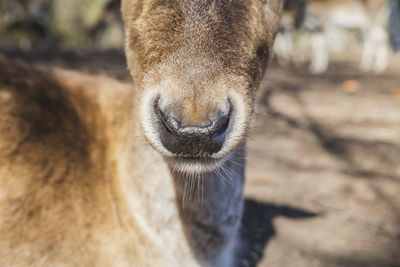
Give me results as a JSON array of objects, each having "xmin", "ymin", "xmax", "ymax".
[{"xmin": 122, "ymin": 0, "xmax": 283, "ymax": 173}]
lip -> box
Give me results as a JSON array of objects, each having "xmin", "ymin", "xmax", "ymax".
[{"xmin": 166, "ymin": 155, "xmax": 226, "ymax": 173}]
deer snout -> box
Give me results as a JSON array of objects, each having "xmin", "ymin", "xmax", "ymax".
[{"xmin": 155, "ymin": 101, "xmax": 230, "ymax": 157}]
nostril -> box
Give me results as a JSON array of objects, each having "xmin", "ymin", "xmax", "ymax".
[
  {"xmin": 211, "ymin": 115, "xmax": 229, "ymax": 145},
  {"xmin": 210, "ymin": 111, "xmax": 229, "ymax": 134},
  {"xmin": 156, "ymin": 104, "xmax": 180, "ymax": 136}
]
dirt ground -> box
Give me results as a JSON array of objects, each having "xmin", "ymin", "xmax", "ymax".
[
  {"xmin": 2, "ymin": 49, "xmax": 400, "ymax": 267},
  {"xmin": 244, "ymin": 64, "xmax": 400, "ymax": 267}
]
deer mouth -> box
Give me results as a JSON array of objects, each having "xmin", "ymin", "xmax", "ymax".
[
  {"xmin": 165, "ymin": 156, "xmax": 228, "ymax": 174},
  {"xmin": 140, "ymin": 88, "xmax": 248, "ymax": 174}
]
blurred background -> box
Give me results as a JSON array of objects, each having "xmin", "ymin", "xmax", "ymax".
[
  {"xmin": 0, "ymin": 0, "xmax": 123, "ymax": 50},
  {"xmin": 1, "ymin": 0, "xmax": 399, "ymax": 266}
]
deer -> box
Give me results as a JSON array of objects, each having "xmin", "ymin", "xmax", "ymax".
[{"xmin": 0, "ymin": 0, "xmax": 283, "ymax": 266}]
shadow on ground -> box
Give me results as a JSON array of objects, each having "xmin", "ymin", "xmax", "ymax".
[{"xmin": 237, "ymin": 199, "xmax": 317, "ymax": 267}]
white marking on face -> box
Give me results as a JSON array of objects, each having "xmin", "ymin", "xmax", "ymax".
[{"xmin": 140, "ymin": 85, "xmax": 174, "ymax": 157}]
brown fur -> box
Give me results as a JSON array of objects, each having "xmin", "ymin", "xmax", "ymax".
[
  {"xmin": 1, "ymin": 56, "xmax": 131, "ymax": 266},
  {"xmin": 0, "ymin": 0, "xmax": 283, "ymax": 266},
  {"xmin": 123, "ymin": 0, "xmax": 281, "ymax": 85}
]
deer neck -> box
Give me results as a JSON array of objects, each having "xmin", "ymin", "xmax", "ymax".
[{"xmin": 171, "ymin": 145, "xmax": 246, "ymax": 265}]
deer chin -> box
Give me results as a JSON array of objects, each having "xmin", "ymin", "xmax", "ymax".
[
  {"xmin": 139, "ymin": 86, "xmax": 249, "ymax": 174},
  {"xmin": 165, "ymin": 156, "xmax": 228, "ymax": 174}
]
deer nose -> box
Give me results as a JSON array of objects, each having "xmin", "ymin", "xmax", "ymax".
[{"xmin": 155, "ymin": 103, "xmax": 230, "ymax": 157}]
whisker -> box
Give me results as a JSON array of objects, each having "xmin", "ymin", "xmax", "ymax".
[
  {"xmin": 187, "ymin": 172, "xmax": 193, "ymax": 202},
  {"xmin": 216, "ymin": 165, "xmax": 234, "ymax": 186},
  {"xmin": 196, "ymin": 172, "xmax": 201, "ymax": 204},
  {"xmin": 214, "ymin": 167, "xmax": 227, "ymax": 186},
  {"xmin": 201, "ymin": 174, "xmax": 204, "ymax": 207},
  {"xmin": 220, "ymin": 163, "xmax": 235, "ymax": 186},
  {"xmin": 226, "ymin": 157, "xmax": 244, "ymax": 168}
]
